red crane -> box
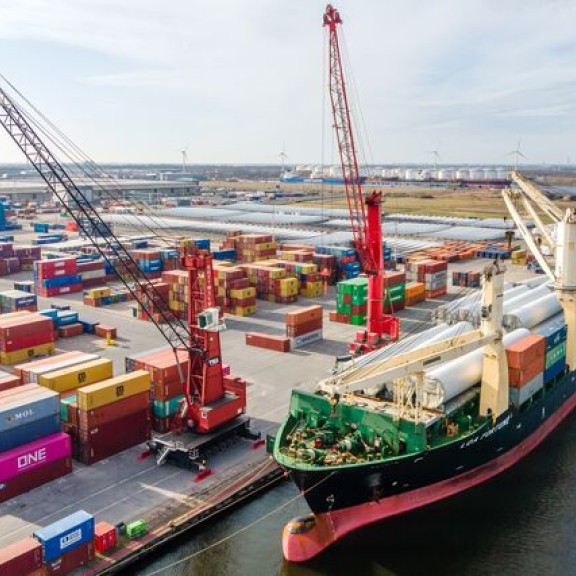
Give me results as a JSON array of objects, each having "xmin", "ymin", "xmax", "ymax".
[
  {"xmin": 0, "ymin": 82, "xmax": 255, "ymax": 467},
  {"xmin": 323, "ymin": 5, "xmax": 399, "ymax": 353}
]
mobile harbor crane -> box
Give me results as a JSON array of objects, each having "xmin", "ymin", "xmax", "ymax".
[
  {"xmin": 323, "ymin": 5, "xmax": 399, "ymax": 355},
  {"xmin": 0, "ymin": 83, "xmax": 258, "ymax": 470}
]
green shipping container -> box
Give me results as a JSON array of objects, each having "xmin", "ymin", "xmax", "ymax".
[
  {"xmin": 153, "ymin": 394, "xmax": 185, "ymax": 418},
  {"xmin": 337, "ymin": 303, "xmax": 351, "ymax": 314},
  {"xmin": 546, "ymin": 342, "xmax": 566, "ymax": 369},
  {"xmin": 350, "ymin": 314, "xmax": 367, "ymax": 326},
  {"xmin": 126, "ymin": 520, "xmax": 147, "ymax": 539},
  {"xmin": 60, "ymin": 394, "xmax": 77, "ymax": 422}
]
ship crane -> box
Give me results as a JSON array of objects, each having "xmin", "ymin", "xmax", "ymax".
[
  {"xmin": 503, "ymin": 171, "xmax": 576, "ymax": 371},
  {"xmin": 323, "ymin": 5, "xmax": 399, "ymax": 354},
  {"xmin": 0, "ymin": 82, "xmax": 256, "ymax": 467},
  {"xmin": 318, "ymin": 261, "xmax": 509, "ymax": 422}
]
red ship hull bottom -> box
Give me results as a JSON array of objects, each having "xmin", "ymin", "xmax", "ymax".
[{"xmin": 283, "ymin": 390, "xmax": 576, "ymax": 562}]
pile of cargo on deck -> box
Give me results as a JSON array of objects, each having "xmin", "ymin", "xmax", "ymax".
[
  {"xmin": 0, "ymin": 311, "xmax": 56, "ymax": 365},
  {"xmin": 331, "ymin": 272, "xmax": 406, "ymax": 326},
  {"xmin": 60, "ymin": 371, "xmax": 151, "ymax": 464},
  {"xmin": 222, "ymin": 233, "xmax": 277, "ymax": 263},
  {"xmin": 34, "ymin": 257, "xmax": 82, "ymax": 297},
  {"xmin": 34, "ymin": 510, "xmax": 95, "ymax": 574},
  {"xmin": 506, "ymin": 324, "xmax": 567, "ymax": 407},
  {"xmin": 405, "ymin": 259, "xmax": 448, "ymax": 299},
  {"xmin": 0, "ymin": 384, "xmax": 72, "ymax": 503}
]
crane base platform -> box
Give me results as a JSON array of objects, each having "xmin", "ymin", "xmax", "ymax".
[{"xmin": 147, "ymin": 416, "xmax": 260, "ymax": 471}]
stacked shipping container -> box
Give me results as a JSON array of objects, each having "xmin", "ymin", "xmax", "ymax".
[
  {"xmin": 286, "ymin": 305, "xmax": 323, "ymax": 348},
  {"xmin": 213, "ymin": 264, "xmax": 257, "ymax": 316},
  {"xmin": 405, "ymin": 259, "xmax": 448, "ymax": 299},
  {"xmin": 34, "ymin": 257, "xmax": 82, "ymax": 298},
  {"xmin": 0, "ymin": 312, "xmax": 56, "ymax": 365}
]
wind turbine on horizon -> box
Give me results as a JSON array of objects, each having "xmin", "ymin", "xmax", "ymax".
[
  {"xmin": 180, "ymin": 145, "xmax": 189, "ymax": 174},
  {"xmin": 506, "ymin": 138, "xmax": 527, "ymax": 171},
  {"xmin": 279, "ymin": 145, "xmax": 289, "ymax": 175}
]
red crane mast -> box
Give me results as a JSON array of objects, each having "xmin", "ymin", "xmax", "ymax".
[{"xmin": 323, "ymin": 5, "xmax": 399, "ymax": 351}]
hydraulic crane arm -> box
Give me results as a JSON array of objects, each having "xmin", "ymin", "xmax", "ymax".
[
  {"xmin": 511, "ymin": 171, "xmax": 563, "ymax": 223},
  {"xmin": 0, "ymin": 85, "xmax": 194, "ymax": 353}
]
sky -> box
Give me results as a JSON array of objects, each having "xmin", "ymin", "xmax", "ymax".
[{"xmin": 0, "ymin": 0, "xmax": 575, "ymax": 166}]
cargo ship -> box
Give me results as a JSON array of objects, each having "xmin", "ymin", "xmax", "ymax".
[{"xmin": 273, "ymin": 190, "xmax": 576, "ymax": 561}]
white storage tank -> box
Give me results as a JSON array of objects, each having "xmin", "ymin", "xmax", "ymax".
[
  {"xmin": 456, "ymin": 169, "xmax": 470, "ymax": 180},
  {"xmin": 404, "ymin": 169, "xmax": 420, "ymax": 181},
  {"xmin": 469, "ymin": 168, "xmax": 485, "ymax": 181},
  {"xmin": 484, "ymin": 168, "xmax": 498, "ymax": 180},
  {"xmin": 438, "ymin": 169, "xmax": 454, "ymax": 180}
]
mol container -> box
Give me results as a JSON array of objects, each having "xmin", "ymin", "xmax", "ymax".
[
  {"xmin": 0, "ymin": 433, "xmax": 72, "ymax": 503},
  {"xmin": 77, "ymin": 370, "xmax": 150, "ymax": 411},
  {"xmin": 0, "ymin": 385, "xmax": 60, "ymax": 451},
  {"xmin": 0, "ymin": 537, "xmax": 43, "ymax": 576},
  {"xmin": 38, "ymin": 358, "xmax": 113, "ymax": 393},
  {"xmin": 34, "ymin": 510, "xmax": 95, "ymax": 563}
]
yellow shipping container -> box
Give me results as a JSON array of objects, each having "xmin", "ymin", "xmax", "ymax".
[
  {"xmin": 279, "ymin": 278, "xmax": 299, "ymax": 296},
  {"xmin": 77, "ymin": 370, "xmax": 151, "ymax": 411},
  {"xmin": 232, "ymin": 305, "xmax": 256, "ymax": 316},
  {"xmin": 86, "ymin": 287, "xmax": 111, "ymax": 298},
  {"xmin": 39, "ymin": 358, "xmax": 113, "ymax": 393},
  {"xmin": 169, "ymin": 300, "xmax": 184, "ymax": 311},
  {"xmin": 0, "ymin": 342, "xmax": 56, "ymax": 365},
  {"xmin": 230, "ymin": 287, "xmax": 256, "ymax": 299},
  {"xmin": 268, "ymin": 268, "xmax": 287, "ymax": 279}
]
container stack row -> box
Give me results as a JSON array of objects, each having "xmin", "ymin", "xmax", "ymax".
[
  {"xmin": 0, "ymin": 384, "xmax": 72, "ymax": 503},
  {"xmin": 405, "ymin": 259, "xmax": 448, "ymax": 299},
  {"xmin": 451, "ymin": 271, "xmax": 481, "ymax": 288},
  {"xmin": 0, "ymin": 311, "xmax": 56, "ymax": 365},
  {"xmin": 34, "ymin": 257, "xmax": 82, "ymax": 297},
  {"xmin": 222, "ymin": 233, "xmax": 277, "ymax": 263},
  {"xmin": 0, "ymin": 242, "xmax": 21, "ymax": 276},
  {"xmin": 286, "ymin": 305, "xmax": 323, "ymax": 349},
  {"xmin": 213, "ymin": 264, "xmax": 257, "ymax": 317}
]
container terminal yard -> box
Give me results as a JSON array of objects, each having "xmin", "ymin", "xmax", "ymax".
[
  {"xmin": 1, "ymin": 3, "xmax": 576, "ymax": 575},
  {"xmin": 0, "ymin": 172, "xmax": 557, "ymax": 574}
]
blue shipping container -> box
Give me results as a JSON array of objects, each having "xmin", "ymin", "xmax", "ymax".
[
  {"xmin": 42, "ymin": 275, "xmax": 82, "ymax": 289},
  {"xmin": 34, "ymin": 510, "xmax": 95, "ymax": 562},
  {"xmin": 544, "ymin": 358, "xmax": 566, "ymax": 383},
  {"xmin": 0, "ymin": 390, "xmax": 59, "ymax": 434},
  {"xmin": 0, "ymin": 414, "xmax": 60, "ymax": 452},
  {"xmin": 534, "ymin": 322, "xmax": 567, "ymax": 352},
  {"xmin": 38, "ymin": 309, "xmax": 59, "ymax": 320}
]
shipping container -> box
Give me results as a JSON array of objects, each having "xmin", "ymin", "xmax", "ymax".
[
  {"xmin": 78, "ymin": 391, "xmax": 149, "ymax": 431},
  {"xmin": 0, "ymin": 456, "xmax": 71, "ymax": 504},
  {"xmin": 38, "ymin": 358, "xmax": 113, "ymax": 393},
  {"xmin": 15, "ymin": 351, "xmax": 96, "ymax": 382},
  {"xmin": 0, "ymin": 385, "xmax": 59, "ymax": 434},
  {"xmin": 94, "ymin": 522, "xmax": 117, "ymax": 554},
  {"xmin": 75, "ymin": 409, "xmax": 150, "ymax": 465},
  {"xmin": 509, "ymin": 373, "xmax": 544, "ymax": 407},
  {"xmin": 0, "ymin": 414, "xmax": 60, "ymax": 452},
  {"xmin": 0, "ymin": 537, "xmax": 42, "ymax": 576},
  {"xmin": 77, "ymin": 370, "xmax": 151, "ymax": 411},
  {"xmin": 153, "ymin": 395, "xmax": 185, "ymax": 418},
  {"xmin": 290, "ymin": 329, "xmax": 323, "ymax": 349},
  {"xmin": 34, "ymin": 510, "xmax": 95, "ymax": 562},
  {"xmin": 245, "ymin": 332, "xmax": 290, "ymax": 352},
  {"xmin": 506, "ymin": 334, "xmax": 546, "ymax": 370},
  {"xmin": 0, "ymin": 432, "xmax": 71, "ymax": 483},
  {"xmin": 43, "ymin": 539, "xmax": 94, "ymax": 575}
]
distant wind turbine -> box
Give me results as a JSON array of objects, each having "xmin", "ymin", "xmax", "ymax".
[
  {"xmin": 278, "ymin": 143, "xmax": 289, "ymax": 176},
  {"xmin": 180, "ymin": 145, "xmax": 189, "ymax": 174},
  {"xmin": 506, "ymin": 138, "xmax": 527, "ymax": 170},
  {"xmin": 426, "ymin": 150, "xmax": 441, "ymax": 170}
]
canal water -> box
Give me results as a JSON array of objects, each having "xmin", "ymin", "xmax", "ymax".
[{"xmin": 129, "ymin": 413, "xmax": 576, "ymax": 576}]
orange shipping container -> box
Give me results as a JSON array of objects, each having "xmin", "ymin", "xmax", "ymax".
[
  {"xmin": 508, "ymin": 357, "xmax": 543, "ymax": 388},
  {"xmin": 286, "ymin": 305, "xmax": 323, "ymax": 326},
  {"xmin": 506, "ymin": 334, "xmax": 546, "ymax": 370}
]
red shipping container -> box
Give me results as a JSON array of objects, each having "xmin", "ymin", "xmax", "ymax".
[
  {"xmin": 508, "ymin": 357, "xmax": 544, "ymax": 388},
  {"xmin": 245, "ymin": 332, "xmax": 290, "ymax": 352},
  {"xmin": 0, "ymin": 315, "xmax": 53, "ymax": 338},
  {"xmin": 2, "ymin": 332, "xmax": 54, "ymax": 353},
  {"xmin": 76, "ymin": 409, "xmax": 150, "ymax": 465},
  {"xmin": 506, "ymin": 334, "xmax": 546, "ymax": 370},
  {"xmin": 44, "ymin": 540, "xmax": 94, "ymax": 575},
  {"xmin": 0, "ymin": 457, "xmax": 72, "ymax": 503},
  {"xmin": 286, "ymin": 318, "xmax": 323, "ymax": 338},
  {"xmin": 0, "ymin": 373, "xmax": 21, "ymax": 392},
  {"xmin": 286, "ymin": 305, "xmax": 323, "ymax": 326},
  {"xmin": 153, "ymin": 379, "xmax": 184, "ymax": 401},
  {"xmin": 57, "ymin": 323, "xmax": 84, "ymax": 338},
  {"xmin": 0, "ymin": 537, "xmax": 43, "ymax": 576},
  {"xmin": 94, "ymin": 522, "xmax": 117, "ymax": 554},
  {"xmin": 95, "ymin": 325, "xmax": 117, "ymax": 339},
  {"xmin": 384, "ymin": 271, "xmax": 406, "ymax": 286},
  {"xmin": 37, "ymin": 284, "xmax": 82, "ymax": 297},
  {"xmin": 135, "ymin": 349, "xmax": 188, "ymax": 384},
  {"xmin": 78, "ymin": 391, "xmax": 150, "ymax": 431}
]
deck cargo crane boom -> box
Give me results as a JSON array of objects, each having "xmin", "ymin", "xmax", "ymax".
[
  {"xmin": 0, "ymin": 83, "xmax": 250, "ymax": 453},
  {"xmin": 323, "ymin": 5, "xmax": 399, "ymax": 354},
  {"xmin": 503, "ymin": 171, "xmax": 576, "ymax": 372}
]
